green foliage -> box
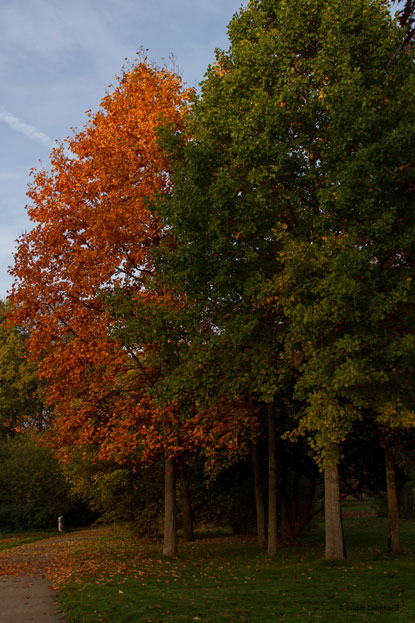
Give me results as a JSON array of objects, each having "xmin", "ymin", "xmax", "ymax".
[
  {"xmin": 63, "ymin": 453, "xmax": 164, "ymax": 535},
  {"xmin": 157, "ymin": 0, "xmax": 415, "ymax": 464},
  {"xmin": 0, "ymin": 435, "xmax": 73, "ymax": 530},
  {"xmin": 0, "ymin": 301, "xmax": 44, "ymax": 434},
  {"xmin": 0, "ymin": 504, "xmax": 52, "ymax": 531}
]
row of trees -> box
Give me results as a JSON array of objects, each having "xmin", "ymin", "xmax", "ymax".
[{"xmin": 7, "ymin": 0, "xmax": 415, "ymax": 558}]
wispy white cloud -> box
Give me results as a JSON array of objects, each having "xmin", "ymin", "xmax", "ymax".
[{"xmin": 0, "ymin": 111, "xmax": 54, "ymax": 148}]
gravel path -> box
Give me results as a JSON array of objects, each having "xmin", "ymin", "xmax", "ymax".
[{"xmin": 0, "ymin": 576, "xmax": 63, "ymax": 622}]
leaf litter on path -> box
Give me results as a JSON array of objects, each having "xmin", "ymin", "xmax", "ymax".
[{"xmin": 0, "ymin": 527, "xmax": 111, "ymax": 588}]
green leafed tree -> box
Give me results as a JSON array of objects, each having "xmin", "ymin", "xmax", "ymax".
[
  {"xmin": 157, "ymin": 0, "xmax": 415, "ymax": 559},
  {"xmin": 0, "ymin": 434, "xmax": 73, "ymax": 530},
  {"xmin": 0, "ymin": 301, "xmax": 45, "ymax": 434}
]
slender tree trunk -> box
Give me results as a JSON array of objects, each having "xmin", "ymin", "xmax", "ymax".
[
  {"xmin": 324, "ymin": 463, "xmax": 346, "ymax": 560},
  {"xmin": 252, "ymin": 443, "xmax": 267, "ymax": 547},
  {"xmin": 267, "ymin": 402, "xmax": 278, "ymax": 556},
  {"xmin": 385, "ymin": 447, "xmax": 400, "ymax": 553},
  {"xmin": 163, "ymin": 457, "xmax": 178, "ymax": 556},
  {"xmin": 178, "ymin": 462, "xmax": 194, "ymax": 541}
]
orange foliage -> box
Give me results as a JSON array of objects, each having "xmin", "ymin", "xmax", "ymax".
[
  {"xmin": 9, "ymin": 59, "xmax": 260, "ymax": 474},
  {"xmin": 192, "ymin": 397, "xmax": 261, "ymax": 476},
  {"xmin": 9, "ymin": 60, "xmax": 194, "ymax": 465}
]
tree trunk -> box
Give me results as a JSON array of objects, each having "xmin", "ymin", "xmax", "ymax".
[
  {"xmin": 178, "ymin": 462, "xmax": 194, "ymax": 541},
  {"xmin": 163, "ymin": 457, "xmax": 178, "ymax": 556},
  {"xmin": 267, "ymin": 402, "xmax": 278, "ymax": 556},
  {"xmin": 324, "ymin": 463, "xmax": 346, "ymax": 560},
  {"xmin": 252, "ymin": 443, "xmax": 267, "ymax": 547},
  {"xmin": 385, "ymin": 447, "xmax": 400, "ymax": 553}
]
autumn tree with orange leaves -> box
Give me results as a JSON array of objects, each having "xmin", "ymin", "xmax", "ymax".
[{"xmin": 9, "ymin": 59, "xmax": 195, "ymax": 556}]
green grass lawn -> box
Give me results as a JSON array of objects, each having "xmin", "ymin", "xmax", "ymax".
[{"xmin": 58, "ymin": 509, "xmax": 415, "ymax": 623}]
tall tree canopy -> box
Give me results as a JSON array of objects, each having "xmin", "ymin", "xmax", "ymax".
[
  {"xmin": 8, "ymin": 61, "xmax": 196, "ymax": 555},
  {"xmin": 9, "ymin": 59, "xmax": 192, "ymax": 459},
  {"xmin": 157, "ymin": 0, "xmax": 415, "ymax": 558}
]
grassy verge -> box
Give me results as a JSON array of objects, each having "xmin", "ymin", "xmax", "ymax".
[
  {"xmin": 0, "ymin": 529, "xmax": 60, "ymax": 552},
  {"xmin": 58, "ymin": 511, "xmax": 415, "ymax": 623}
]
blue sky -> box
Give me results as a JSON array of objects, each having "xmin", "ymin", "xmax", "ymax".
[{"xmin": 0, "ymin": 0, "xmax": 243, "ymax": 298}]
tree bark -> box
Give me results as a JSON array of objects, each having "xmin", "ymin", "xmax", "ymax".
[
  {"xmin": 252, "ymin": 443, "xmax": 267, "ymax": 547},
  {"xmin": 324, "ymin": 463, "xmax": 346, "ymax": 560},
  {"xmin": 178, "ymin": 462, "xmax": 194, "ymax": 541},
  {"xmin": 163, "ymin": 457, "xmax": 178, "ymax": 556},
  {"xmin": 385, "ymin": 447, "xmax": 400, "ymax": 553},
  {"xmin": 267, "ymin": 402, "xmax": 278, "ymax": 556}
]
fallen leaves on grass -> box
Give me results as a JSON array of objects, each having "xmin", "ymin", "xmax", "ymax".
[{"xmin": 0, "ymin": 530, "xmax": 270, "ymax": 594}]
